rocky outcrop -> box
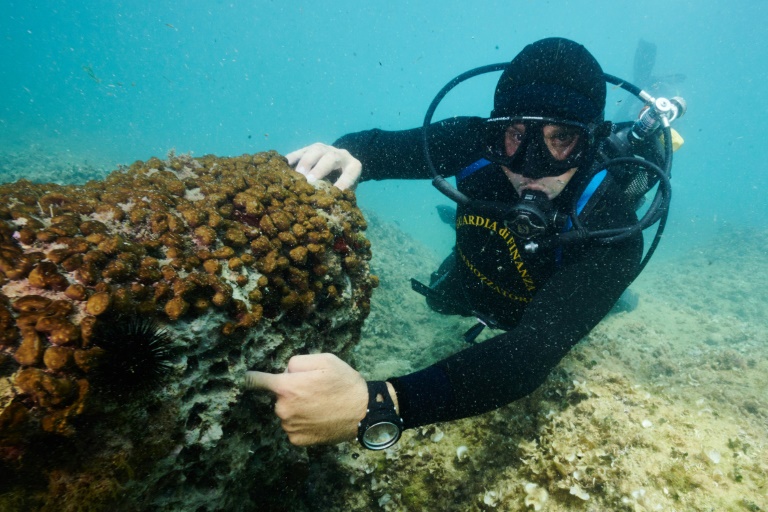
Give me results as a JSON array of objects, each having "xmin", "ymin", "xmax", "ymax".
[{"xmin": 0, "ymin": 151, "xmax": 376, "ymax": 511}]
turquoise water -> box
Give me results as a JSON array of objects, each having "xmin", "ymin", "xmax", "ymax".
[
  {"xmin": 2, "ymin": 3, "xmax": 768, "ymax": 510},
  {"xmin": 2, "ymin": 1, "xmax": 767, "ymax": 258}
]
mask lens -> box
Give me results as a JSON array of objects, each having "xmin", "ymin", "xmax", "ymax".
[
  {"xmin": 503, "ymin": 123, "xmax": 527, "ymax": 158},
  {"xmin": 484, "ymin": 117, "xmax": 591, "ymax": 176},
  {"xmin": 542, "ymin": 123, "xmax": 583, "ymax": 161}
]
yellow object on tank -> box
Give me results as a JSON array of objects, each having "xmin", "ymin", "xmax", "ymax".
[{"xmin": 663, "ymin": 128, "xmax": 684, "ymax": 152}]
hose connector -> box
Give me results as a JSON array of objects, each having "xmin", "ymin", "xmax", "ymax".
[{"xmin": 631, "ymin": 96, "xmax": 686, "ymax": 141}]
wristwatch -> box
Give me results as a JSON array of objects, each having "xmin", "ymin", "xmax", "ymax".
[{"xmin": 357, "ymin": 381, "xmax": 404, "ymax": 450}]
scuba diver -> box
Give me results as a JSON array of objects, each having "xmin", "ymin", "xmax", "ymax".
[{"xmin": 245, "ymin": 37, "xmax": 685, "ymax": 450}]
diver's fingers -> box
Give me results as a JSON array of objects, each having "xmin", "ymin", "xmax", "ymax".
[
  {"xmin": 286, "ymin": 144, "xmax": 362, "ymax": 190},
  {"xmin": 285, "ymin": 144, "xmax": 317, "ymax": 167},
  {"xmin": 306, "ymin": 148, "xmax": 362, "ymax": 190},
  {"xmin": 332, "ymin": 158, "xmax": 362, "ymax": 191},
  {"xmin": 304, "ymin": 151, "xmax": 347, "ymax": 183},
  {"xmin": 285, "ymin": 353, "xmax": 338, "ymax": 373},
  {"xmin": 245, "ymin": 354, "xmax": 339, "ymax": 391},
  {"xmin": 244, "ymin": 370, "xmax": 281, "ymax": 391},
  {"xmin": 290, "ymin": 143, "xmax": 331, "ymax": 176}
]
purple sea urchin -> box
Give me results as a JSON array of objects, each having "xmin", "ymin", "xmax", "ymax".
[{"xmin": 90, "ymin": 315, "xmax": 174, "ymax": 395}]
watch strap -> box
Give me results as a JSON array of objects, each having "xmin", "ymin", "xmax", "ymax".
[{"xmin": 366, "ymin": 381, "xmax": 394, "ymax": 411}]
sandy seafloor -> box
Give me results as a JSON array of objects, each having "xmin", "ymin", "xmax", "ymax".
[{"xmin": 1, "ymin": 150, "xmax": 766, "ymax": 512}]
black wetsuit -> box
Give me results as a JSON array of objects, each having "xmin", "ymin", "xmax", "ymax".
[{"xmin": 335, "ymin": 117, "xmax": 644, "ymax": 429}]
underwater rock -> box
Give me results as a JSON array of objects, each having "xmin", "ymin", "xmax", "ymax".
[{"xmin": 0, "ymin": 151, "xmax": 376, "ymax": 510}]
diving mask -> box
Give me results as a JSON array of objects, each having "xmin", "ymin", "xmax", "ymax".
[{"xmin": 483, "ymin": 116, "xmax": 608, "ymax": 179}]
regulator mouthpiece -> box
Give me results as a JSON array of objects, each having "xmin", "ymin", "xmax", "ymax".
[{"xmin": 503, "ymin": 189, "xmax": 559, "ymax": 240}]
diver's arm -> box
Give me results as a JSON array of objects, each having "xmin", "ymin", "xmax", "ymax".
[
  {"xmin": 285, "ymin": 117, "xmax": 484, "ymax": 189},
  {"xmin": 389, "ymin": 237, "xmax": 641, "ymax": 428},
  {"xmin": 286, "ymin": 117, "xmax": 484, "ymax": 188},
  {"xmin": 331, "ymin": 116, "xmax": 487, "ymax": 181},
  {"xmin": 241, "ymin": 237, "xmax": 638, "ymax": 445}
]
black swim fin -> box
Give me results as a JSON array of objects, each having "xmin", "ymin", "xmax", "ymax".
[{"xmin": 634, "ymin": 39, "xmax": 657, "ymax": 85}]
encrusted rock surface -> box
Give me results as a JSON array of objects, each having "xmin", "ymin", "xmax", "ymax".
[{"xmin": 0, "ymin": 151, "xmax": 376, "ymax": 511}]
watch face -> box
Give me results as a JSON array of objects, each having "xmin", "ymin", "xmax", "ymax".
[{"xmin": 362, "ymin": 421, "xmax": 401, "ymax": 450}]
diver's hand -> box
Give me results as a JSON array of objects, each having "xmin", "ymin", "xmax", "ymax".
[
  {"xmin": 244, "ymin": 353, "xmax": 368, "ymax": 446},
  {"xmin": 286, "ymin": 143, "xmax": 362, "ymax": 191}
]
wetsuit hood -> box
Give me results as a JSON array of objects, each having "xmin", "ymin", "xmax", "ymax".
[{"xmin": 492, "ymin": 37, "xmax": 606, "ymax": 123}]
